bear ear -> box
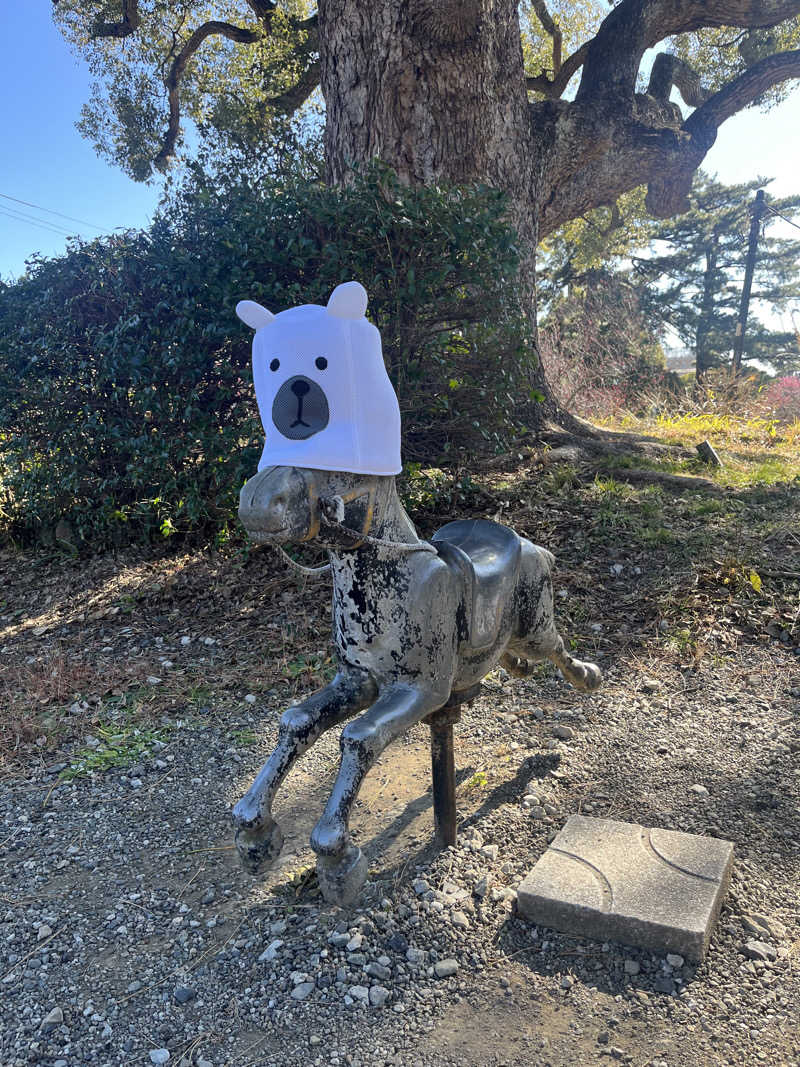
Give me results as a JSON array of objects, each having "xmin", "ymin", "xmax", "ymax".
[
  {"xmin": 236, "ymin": 300, "xmax": 275, "ymax": 330},
  {"xmin": 326, "ymin": 281, "xmax": 368, "ymax": 320}
]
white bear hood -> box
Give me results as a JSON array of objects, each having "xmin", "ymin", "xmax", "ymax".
[{"xmin": 236, "ymin": 281, "xmax": 402, "ymax": 476}]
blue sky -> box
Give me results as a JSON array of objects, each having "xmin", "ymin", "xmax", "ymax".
[{"xmin": 1, "ymin": 6, "xmax": 799, "ymax": 282}]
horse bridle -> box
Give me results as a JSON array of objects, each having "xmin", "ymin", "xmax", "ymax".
[{"xmin": 298, "ymin": 470, "xmax": 388, "ymax": 550}]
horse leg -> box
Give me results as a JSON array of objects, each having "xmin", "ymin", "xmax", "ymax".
[
  {"xmin": 502, "ymin": 633, "xmax": 602, "ymax": 692},
  {"xmin": 310, "ymin": 683, "xmax": 447, "ymax": 906},
  {"xmin": 502, "ymin": 543, "xmax": 602, "ymax": 693},
  {"xmin": 232, "ymin": 670, "xmax": 375, "ymax": 873}
]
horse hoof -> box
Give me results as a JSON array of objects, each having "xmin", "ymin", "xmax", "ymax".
[
  {"xmin": 233, "ymin": 819, "xmax": 284, "ymax": 874},
  {"xmin": 316, "ymin": 846, "xmax": 368, "ymax": 907},
  {"xmin": 580, "ymin": 662, "xmax": 603, "ymax": 692}
]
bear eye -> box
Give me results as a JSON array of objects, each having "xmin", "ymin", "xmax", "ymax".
[
  {"xmin": 315, "ymin": 356, "xmax": 328, "ymax": 370},
  {"xmin": 269, "ymin": 358, "xmax": 280, "ymax": 372}
]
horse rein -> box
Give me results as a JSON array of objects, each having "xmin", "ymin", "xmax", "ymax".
[{"xmin": 274, "ymin": 474, "xmax": 436, "ymax": 579}]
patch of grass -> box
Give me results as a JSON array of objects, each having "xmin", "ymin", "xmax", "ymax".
[
  {"xmin": 606, "ymin": 412, "xmax": 800, "ymax": 489},
  {"xmin": 229, "ymin": 727, "xmax": 258, "ymax": 747},
  {"xmin": 60, "ymin": 721, "xmax": 170, "ymax": 781}
]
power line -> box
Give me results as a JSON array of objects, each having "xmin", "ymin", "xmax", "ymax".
[
  {"xmin": 763, "ymin": 204, "xmax": 800, "ymax": 233},
  {"xmin": 0, "ymin": 206, "xmax": 76, "ymax": 238},
  {"xmin": 0, "ymin": 202, "xmax": 76, "ymax": 236},
  {"xmin": 0, "ymin": 191, "xmax": 105, "ymax": 232}
]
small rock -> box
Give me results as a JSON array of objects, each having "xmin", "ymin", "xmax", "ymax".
[
  {"xmin": 665, "ymin": 953, "xmax": 685, "ymax": 968},
  {"xmin": 173, "ymin": 987, "xmax": 195, "ymax": 1004},
  {"xmin": 40, "ymin": 1006, "xmax": 63, "ymax": 1033},
  {"xmin": 560, "ymin": 975, "xmax": 574, "ymax": 989},
  {"xmin": 291, "ymin": 982, "xmax": 315, "ymax": 1000},
  {"xmin": 744, "ymin": 940, "xmax": 777, "ymax": 962},
  {"xmin": 37, "ymin": 924, "xmax": 53, "ymax": 941},
  {"xmin": 200, "ymin": 888, "xmax": 215, "ymax": 905},
  {"xmin": 146, "ymin": 676, "xmax": 162, "ymax": 686},
  {"xmin": 552, "ymin": 725, "xmax": 574, "ymax": 741},
  {"xmin": 610, "ymin": 563, "xmax": 624, "ymax": 576},
  {"xmin": 434, "ymin": 959, "xmax": 459, "ymax": 978},
  {"xmin": 244, "ymin": 693, "xmax": 257, "ymax": 704},
  {"xmin": 624, "ymin": 959, "xmax": 640, "ymax": 975},
  {"xmin": 258, "ymin": 939, "xmax": 284, "ymax": 962},
  {"xmin": 149, "ymin": 1052, "xmax": 170, "ymax": 1066},
  {"xmin": 473, "ymin": 874, "xmax": 491, "ymax": 897},
  {"xmin": 348, "ymin": 984, "xmax": 369, "ymax": 1003},
  {"xmin": 346, "ymin": 934, "xmax": 363, "ymax": 952},
  {"xmin": 743, "ymin": 913, "xmax": 787, "ymax": 941},
  {"xmin": 481, "ymin": 844, "xmax": 499, "ymax": 861},
  {"xmin": 641, "ymin": 678, "xmax": 661, "ymax": 694},
  {"xmin": 369, "ymin": 985, "xmax": 390, "ymax": 1007},
  {"xmin": 451, "ymin": 910, "xmax": 469, "ymax": 929},
  {"xmin": 405, "ymin": 947, "xmax": 425, "ymax": 965},
  {"xmin": 689, "ymin": 784, "xmax": 709, "ymax": 796},
  {"xmin": 365, "ymin": 962, "xmax": 391, "ymax": 982}
]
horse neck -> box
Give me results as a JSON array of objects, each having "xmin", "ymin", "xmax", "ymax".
[
  {"xmin": 327, "ymin": 476, "xmax": 422, "ymax": 579},
  {"xmin": 371, "ymin": 478, "xmax": 419, "ymax": 545}
]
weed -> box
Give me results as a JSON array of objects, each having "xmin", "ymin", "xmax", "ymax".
[
  {"xmin": 229, "ymin": 728, "xmax": 258, "ymax": 747},
  {"xmin": 462, "ymin": 770, "xmax": 488, "ymax": 792},
  {"xmin": 60, "ymin": 723, "xmax": 169, "ymax": 781}
]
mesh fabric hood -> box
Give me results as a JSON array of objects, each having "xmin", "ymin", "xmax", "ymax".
[{"xmin": 236, "ymin": 282, "xmax": 402, "ymax": 476}]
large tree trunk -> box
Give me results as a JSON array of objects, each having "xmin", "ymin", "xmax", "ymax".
[{"xmin": 318, "ymin": 0, "xmax": 576, "ymax": 433}]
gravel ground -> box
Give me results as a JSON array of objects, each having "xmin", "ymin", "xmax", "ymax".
[{"xmin": 2, "ymin": 644, "xmax": 799, "ymax": 1067}]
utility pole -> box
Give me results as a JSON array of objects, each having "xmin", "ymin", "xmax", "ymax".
[{"xmin": 731, "ymin": 188, "xmax": 765, "ymax": 376}]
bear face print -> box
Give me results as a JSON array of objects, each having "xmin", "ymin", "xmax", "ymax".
[{"xmin": 236, "ymin": 282, "xmax": 402, "ymax": 476}]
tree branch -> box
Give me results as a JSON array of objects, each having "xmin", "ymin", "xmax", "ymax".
[
  {"xmin": 644, "ymin": 48, "xmax": 800, "ymax": 216},
  {"xmin": 577, "ymin": 0, "xmax": 800, "ymax": 104},
  {"xmin": 647, "ymin": 53, "xmax": 709, "ymax": 107},
  {"xmin": 268, "ymin": 60, "xmax": 321, "ymax": 113},
  {"xmin": 684, "ymin": 47, "xmax": 800, "ymax": 132},
  {"xmin": 154, "ymin": 20, "xmax": 264, "ymax": 171},
  {"xmin": 530, "ymin": 0, "xmax": 562, "ymax": 75},
  {"xmin": 62, "ymin": 0, "xmax": 142, "ymax": 39},
  {"xmin": 527, "ymin": 42, "xmax": 589, "ymax": 99}
]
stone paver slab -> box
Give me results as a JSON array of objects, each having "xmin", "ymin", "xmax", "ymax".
[{"xmin": 517, "ymin": 815, "xmax": 733, "ymax": 961}]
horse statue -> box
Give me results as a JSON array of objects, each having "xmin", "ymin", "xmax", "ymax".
[{"xmin": 230, "ymin": 281, "xmax": 602, "ymax": 906}]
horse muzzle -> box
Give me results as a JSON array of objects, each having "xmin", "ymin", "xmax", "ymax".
[{"xmin": 238, "ymin": 466, "xmax": 310, "ymax": 543}]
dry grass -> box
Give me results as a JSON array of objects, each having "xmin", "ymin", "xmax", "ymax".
[{"xmin": 601, "ymin": 411, "xmax": 800, "ymax": 488}]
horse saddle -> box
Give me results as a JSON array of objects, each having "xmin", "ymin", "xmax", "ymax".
[{"xmin": 432, "ymin": 519, "xmax": 522, "ymax": 651}]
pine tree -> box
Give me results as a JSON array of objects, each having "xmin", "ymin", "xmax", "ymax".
[{"xmin": 633, "ymin": 175, "xmax": 800, "ymax": 380}]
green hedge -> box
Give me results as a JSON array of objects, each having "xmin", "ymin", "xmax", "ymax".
[{"xmin": 0, "ymin": 167, "xmax": 532, "ymax": 547}]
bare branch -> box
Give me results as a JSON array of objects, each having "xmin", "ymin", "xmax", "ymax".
[
  {"xmin": 644, "ymin": 48, "xmax": 800, "ymax": 215},
  {"xmin": 685, "ymin": 47, "xmax": 800, "ymax": 132},
  {"xmin": 577, "ymin": 0, "xmax": 800, "ymax": 104},
  {"xmin": 154, "ymin": 20, "xmax": 263, "ymax": 171},
  {"xmin": 647, "ymin": 53, "xmax": 709, "ymax": 107},
  {"xmin": 530, "ymin": 0, "xmax": 562, "ymax": 75},
  {"xmin": 268, "ymin": 60, "xmax": 321, "ymax": 113},
  {"xmin": 527, "ymin": 42, "xmax": 589, "ymax": 99},
  {"xmin": 244, "ymin": 0, "xmax": 277, "ymax": 18}
]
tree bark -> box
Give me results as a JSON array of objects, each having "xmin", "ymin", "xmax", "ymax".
[{"xmin": 318, "ymin": 0, "xmax": 579, "ymax": 431}]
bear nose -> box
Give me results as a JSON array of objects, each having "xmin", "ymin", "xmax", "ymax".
[{"xmin": 291, "ymin": 379, "xmax": 310, "ymax": 398}]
